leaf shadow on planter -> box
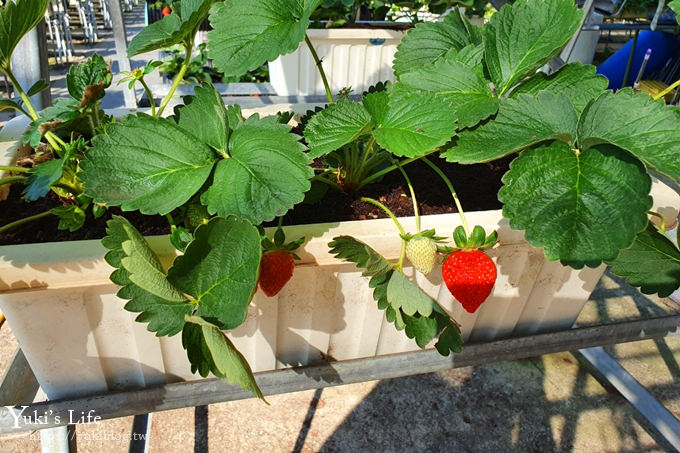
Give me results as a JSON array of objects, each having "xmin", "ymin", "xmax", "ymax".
[
  {"xmin": 0, "ymin": 284, "xmax": 178, "ymax": 400},
  {"xmin": 229, "ymin": 265, "xmax": 346, "ymax": 384},
  {"xmin": 0, "ymin": 254, "xmax": 100, "ymax": 293}
]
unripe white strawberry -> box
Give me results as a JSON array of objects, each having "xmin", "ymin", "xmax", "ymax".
[{"xmin": 406, "ymin": 236, "xmax": 438, "ymax": 275}]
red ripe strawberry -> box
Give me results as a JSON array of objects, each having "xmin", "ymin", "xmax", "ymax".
[
  {"xmin": 442, "ymin": 250, "xmax": 497, "ymax": 313},
  {"xmin": 258, "ymin": 250, "xmax": 295, "ymax": 297},
  {"xmin": 161, "ymin": 6, "xmax": 171, "ymax": 15}
]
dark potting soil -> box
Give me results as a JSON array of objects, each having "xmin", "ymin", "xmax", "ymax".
[{"xmin": 0, "ymin": 157, "xmax": 511, "ymax": 246}]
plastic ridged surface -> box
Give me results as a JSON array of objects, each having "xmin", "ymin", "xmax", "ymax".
[
  {"xmin": 0, "ymin": 241, "xmax": 605, "ymax": 400},
  {"xmin": 269, "ymin": 30, "xmax": 403, "ymax": 96}
]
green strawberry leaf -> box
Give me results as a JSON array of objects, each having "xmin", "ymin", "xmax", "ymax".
[
  {"xmin": 509, "ymin": 62, "xmax": 608, "ymax": 113},
  {"xmin": 364, "ymin": 90, "xmax": 458, "ymax": 158},
  {"xmin": 445, "ymin": 92, "xmax": 578, "ymax": 163},
  {"xmin": 51, "ymin": 205, "xmax": 86, "ymax": 232},
  {"xmin": 207, "ymin": 0, "xmax": 321, "ymax": 77},
  {"xmin": 402, "ymin": 308, "xmax": 463, "ymax": 354},
  {"xmin": 402, "ymin": 315, "xmax": 438, "ymax": 347},
  {"xmin": 23, "ymin": 99, "xmax": 81, "ymax": 147},
  {"xmin": 26, "ymin": 79, "xmax": 50, "ymax": 97},
  {"xmin": 442, "ymin": 9, "xmax": 482, "ymax": 45},
  {"xmin": 387, "ymin": 271, "xmax": 434, "ymax": 317},
  {"xmin": 127, "ymin": 0, "xmax": 215, "ymax": 56},
  {"xmin": 670, "ymin": 0, "xmax": 680, "ymax": 22},
  {"xmin": 183, "ymin": 316, "xmax": 264, "ymax": 401},
  {"xmin": 22, "ymin": 158, "xmax": 65, "ymax": 201},
  {"xmin": 483, "ymin": 0, "xmax": 582, "ymax": 95},
  {"xmin": 81, "ymin": 114, "xmax": 217, "ymax": 215},
  {"xmin": 170, "ymin": 226, "xmax": 193, "ymax": 252},
  {"xmin": 393, "ymin": 21, "xmax": 470, "ymax": 77},
  {"xmin": 499, "ymin": 142, "xmax": 652, "ymax": 268},
  {"xmin": 128, "ymin": 14, "xmax": 182, "ymax": 56},
  {"xmin": 102, "ymin": 216, "xmax": 193, "ymax": 337},
  {"xmin": 66, "ymin": 54, "xmax": 112, "ymax": 106},
  {"xmin": 175, "ymin": 84, "xmax": 230, "ymax": 155},
  {"xmin": 452, "ymin": 44, "xmax": 485, "ymax": 70},
  {"xmin": 328, "ymin": 235, "xmax": 462, "ymax": 354},
  {"xmin": 433, "ymin": 309, "xmax": 463, "ymax": 355},
  {"xmin": 167, "ymin": 217, "xmax": 261, "ymax": 331},
  {"xmin": 396, "ymin": 51, "xmax": 497, "ymax": 129},
  {"xmin": 0, "ymin": 0, "xmax": 50, "ymax": 69},
  {"xmin": 201, "ymin": 115, "xmax": 312, "ymax": 224},
  {"xmin": 303, "ymin": 101, "xmax": 374, "ymax": 158},
  {"xmin": 608, "ymin": 222, "xmax": 680, "ymax": 297},
  {"xmin": 0, "ymin": 99, "xmax": 25, "ymax": 114},
  {"xmin": 577, "ymin": 89, "xmax": 680, "ymax": 185}
]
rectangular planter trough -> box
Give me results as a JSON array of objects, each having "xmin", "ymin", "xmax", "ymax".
[{"xmin": 1, "ymin": 110, "xmax": 679, "ymax": 402}]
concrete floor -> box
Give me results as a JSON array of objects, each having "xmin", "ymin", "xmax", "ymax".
[{"xmin": 1, "ymin": 272, "xmax": 679, "ymax": 452}]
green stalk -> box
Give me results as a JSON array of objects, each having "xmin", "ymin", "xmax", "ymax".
[
  {"xmin": 53, "ymin": 182, "xmax": 82, "ymax": 196},
  {"xmin": 92, "ymin": 102, "xmax": 102, "ymax": 128},
  {"xmin": 648, "ymin": 211, "xmax": 666, "ymax": 233},
  {"xmin": 0, "ymin": 210, "xmax": 54, "ymax": 234},
  {"xmin": 304, "ymin": 34, "xmax": 334, "ymax": 105},
  {"xmin": 312, "ymin": 174, "xmax": 343, "ymax": 191},
  {"xmin": 422, "ymin": 157, "xmax": 469, "ymax": 236},
  {"xmin": 165, "ymin": 213, "xmax": 176, "ymax": 231},
  {"xmin": 357, "ymin": 152, "xmax": 435, "ymax": 190},
  {"xmin": 88, "ymin": 102, "xmax": 102, "ymax": 131},
  {"xmin": 44, "ymin": 132, "xmax": 62, "ymax": 153},
  {"xmin": 393, "ymin": 159, "xmax": 419, "ymax": 232},
  {"xmin": 360, "ymin": 196, "xmax": 406, "ymax": 270},
  {"xmin": 0, "ymin": 176, "xmax": 26, "ymax": 185},
  {"xmin": 157, "ymin": 40, "xmax": 194, "ymax": 117},
  {"xmin": 0, "ymin": 165, "xmax": 31, "ymax": 173},
  {"xmin": 139, "ymin": 77, "xmax": 157, "ymax": 116},
  {"xmin": 86, "ymin": 112, "xmax": 96, "ymax": 137},
  {"xmin": 360, "ymin": 196, "xmax": 405, "ymax": 235},
  {"xmin": 357, "ymin": 138, "xmax": 376, "ymax": 178},
  {"xmin": 3, "ymin": 67, "xmax": 38, "ymax": 119}
]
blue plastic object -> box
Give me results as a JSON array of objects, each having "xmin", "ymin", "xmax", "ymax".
[{"xmin": 596, "ymin": 30, "xmax": 676, "ymax": 89}]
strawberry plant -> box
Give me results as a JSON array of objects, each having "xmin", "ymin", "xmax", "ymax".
[
  {"xmin": 3, "ymin": 0, "xmax": 680, "ymax": 401},
  {"xmin": 0, "ymin": 0, "xmax": 113, "ymax": 234}
]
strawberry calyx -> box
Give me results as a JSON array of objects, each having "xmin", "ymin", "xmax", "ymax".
[
  {"xmin": 260, "ymin": 226, "xmax": 305, "ymax": 260},
  {"xmin": 439, "ymin": 225, "xmax": 498, "ymax": 254},
  {"xmin": 399, "ymin": 228, "xmax": 447, "ymax": 243}
]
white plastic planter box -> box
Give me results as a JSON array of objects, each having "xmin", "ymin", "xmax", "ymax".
[
  {"xmin": 268, "ymin": 28, "xmax": 406, "ymax": 97},
  {"xmin": 1, "ymin": 113, "xmax": 679, "ymax": 402}
]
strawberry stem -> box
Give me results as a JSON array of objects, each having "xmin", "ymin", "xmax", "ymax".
[
  {"xmin": 392, "ymin": 158, "xmax": 420, "ymax": 232},
  {"xmin": 305, "ymin": 34, "xmax": 334, "ymax": 105},
  {"xmin": 157, "ymin": 39, "xmax": 194, "ymax": 117},
  {"xmin": 422, "ymin": 157, "xmax": 470, "ymax": 237},
  {"xmin": 648, "ymin": 211, "xmax": 666, "ymax": 233},
  {"xmin": 360, "ymin": 197, "xmax": 405, "ymax": 235},
  {"xmin": 360, "ymin": 196, "xmax": 406, "ymax": 271}
]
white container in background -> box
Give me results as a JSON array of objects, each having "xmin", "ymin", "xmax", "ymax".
[{"xmin": 268, "ymin": 28, "xmax": 406, "ymax": 97}]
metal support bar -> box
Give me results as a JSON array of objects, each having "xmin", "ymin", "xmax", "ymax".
[
  {"xmin": 10, "ymin": 18, "xmax": 51, "ymax": 110},
  {"xmin": 39, "ymin": 425, "xmax": 76, "ymax": 453},
  {"xmin": 0, "ymin": 348, "xmax": 39, "ymax": 406},
  {"xmin": 108, "ymin": 0, "xmax": 136, "ymax": 108},
  {"xmin": 128, "ymin": 413, "xmax": 152, "ymax": 453},
  {"xmin": 0, "ymin": 314, "xmax": 678, "ymax": 434},
  {"xmin": 578, "ymin": 347, "xmax": 680, "ymax": 451},
  {"xmin": 561, "ymin": 0, "xmax": 596, "ymax": 64}
]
